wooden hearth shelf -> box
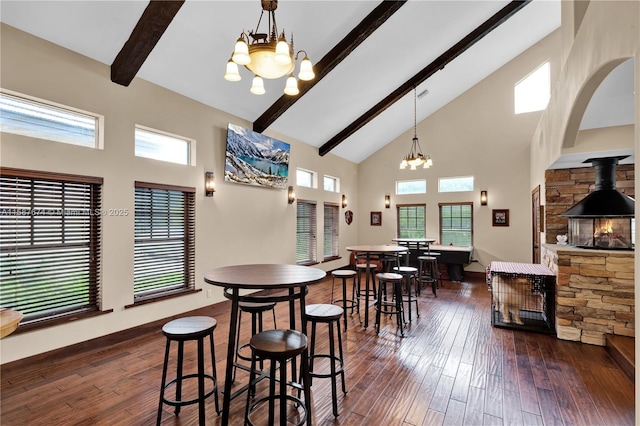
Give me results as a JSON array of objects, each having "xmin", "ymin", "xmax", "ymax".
[{"xmin": 605, "ymin": 334, "xmax": 635, "ymax": 383}]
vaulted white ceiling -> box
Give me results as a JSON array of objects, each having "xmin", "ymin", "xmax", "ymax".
[{"xmin": 0, "ymin": 0, "xmax": 585, "ymax": 164}]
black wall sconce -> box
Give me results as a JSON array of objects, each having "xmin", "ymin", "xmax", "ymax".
[
  {"xmin": 205, "ymin": 172, "xmax": 215, "ymax": 197},
  {"xmin": 480, "ymin": 190, "xmax": 488, "ymax": 206},
  {"xmin": 341, "ymin": 194, "xmax": 348, "ymax": 208},
  {"xmin": 288, "ymin": 186, "xmax": 296, "ymax": 204},
  {"xmin": 385, "ymin": 195, "xmax": 391, "ymax": 208}
]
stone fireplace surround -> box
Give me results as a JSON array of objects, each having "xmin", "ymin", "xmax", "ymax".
[
  {"xmin": 543, "ymin": 165, "xmax": 634, "ymax": 346},
  {"xmin": 542, "ymin": 244, "xmax": 634, "ymax": 345}
]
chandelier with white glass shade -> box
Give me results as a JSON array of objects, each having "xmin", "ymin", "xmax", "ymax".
[
  {"xmin": 224, "ymin": 0, "xmax": 315, "ymax": 96},
  {"xmin": 400, "ymin": 87, "xmax": 433, "ymax": 170}
]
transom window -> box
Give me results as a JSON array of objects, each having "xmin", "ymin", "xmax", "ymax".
[
  {"xmin": 438, "ymin": 176, "xmax": 474, "ymax": 193},
  {"xmin": 323, "ymin": 203, "xmax": 339, "ymax": 261},
  {"xmin": 296, "ymin": 200, "xmax": 317, "ymax": 265},
  {"xmin": 0, "ymin": 90, "xmax": 102, "ymax": 149},
  {"xmin": 135, "ymin": 126, "xmax": 193, "ymax": 166},
  {"xmin": 439, "ymin": 203, "xmax": 473, "ymax": 246},
  {"xmin": 396, "ymin": 179, "xmax": 426, "ymax": 195},
  {"xmin": 515, "ymin": 61, "xmax": 550, "ymax": 114},
  {"xmin": 134, "ymin": 182, "xmax": 195, "ymax": 302},
  {"xmin": 296, "ymin": 168, "xmax": 317, "ymax": 189},
  {"xmin": 397, "ymin": 204, "xmax": 426, "ymax": 238},
  {"xmin": 323, "ymin": 175, "xmax": 340, "ymax": 193},
  {"xmin": 0, "ymin": 168, "xmax": 103, "ymax": 327}
]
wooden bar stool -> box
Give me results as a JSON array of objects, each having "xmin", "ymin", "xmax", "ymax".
[
  {"xmin": 305, "ymin": 304, "xmax": 348, "ymax": 417},
  {"xmin": 331, "ymin": 269, "xmax": 357, "ymax": 330},
  {"xmin": 375, "ymin": 272, "xmax": 405, "ymax": 336},
  {"xmin": 245, "ymin": 329, "xmax": 312, "ymax": 426},
  {"xmin": 157, "ymin": 316, "xmax": 219, "ymax": 426},
  {"xmin": 233, "ymin": 300, "xmax": 277, "ymax": 382},
  {"xmin": 418, "ymin": 256, "xmax": 439, "ymax": 297},
  {"xmin": 392, "ymin": 265, "xmax": 419, "ymax": 322}
]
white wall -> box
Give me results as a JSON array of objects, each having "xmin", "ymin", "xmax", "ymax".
[
  {"xmin": 0, "ymin": 24, "xmax": 359, "ymax": 363},
  {"xmin": 357, "ymin": 29, "xmax": 562, "ymax": 272}
]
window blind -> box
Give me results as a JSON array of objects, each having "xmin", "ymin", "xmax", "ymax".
[
  {"xmin": 296, "ymin": 200, "xmax": 316, "ymax": 264},
  {"xmin": 323, "ymin": 203, "xmax": 339, "ymax": 259},
  {"xmin": 0, "ymin": 168, "xmax": 102, "ymax": 324},
  {"xmin": 134, "ymin": 182, "xmax": 195, "ymax": 300}
]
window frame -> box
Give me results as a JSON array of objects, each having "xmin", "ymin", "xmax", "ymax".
[
  {"xmin": 323, "ymin": 175, "xmax": 340, "ymax": 193},
  {"xmin": 132, "ymin": 181, "xmax": 196, "ymax": 304},
  {"xmin": 296, "ymin": 168, "xmax": 317, "ymax": 189},
  {"xmin": 134, "ymin": 125, "xmax": 195, "ymax": 166},
  {"xmin": 396, "ymin": 179, "xmax": 427, "ymax": 195},
  {"xmin": 323, "ymin": 202, "xmax": 340, "ymax": 262},
  {"xmin": 438, "ymin": 176, "xmax": 474, "ymax": 193},
  {"xmin": 0, "ymin": 167, "xmax": 104, "ymax": 331},
  {"xmin": 514, "ymin": 60, "xmax": 550, "ymax": 114},
  {"xmin": 396, "ymin": 203, "xmax": 426, "ymax": 238},
  {"xmin": 296, "ymin": 200, "xmax": 317, "ymax": 265},
  {"xmin": 439, "ymin": 202, "xmax": 474, "ymax": 246},
  {"xmin": 0, "ymin": 89, "xmax": 104, "ymax": 149}
]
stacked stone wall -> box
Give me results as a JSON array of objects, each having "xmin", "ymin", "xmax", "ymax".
[{"xmin": 542, "ymin": 246, "xmax": 634, "ymax": 346}]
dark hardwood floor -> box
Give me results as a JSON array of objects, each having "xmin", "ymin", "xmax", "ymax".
[{"xmin": 1, "ymin": 274, "xmax": 635, "ymax": 425}]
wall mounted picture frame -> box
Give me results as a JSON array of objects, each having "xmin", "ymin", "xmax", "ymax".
[
  {"xmin": 492, "ymin": 209, "xmax": 509, "ymax": 226},
  {"xmin": 370, "ymin": 211, "xmax": 382, "ymax": 226}
]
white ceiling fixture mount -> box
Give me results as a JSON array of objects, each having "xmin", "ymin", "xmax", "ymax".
[
  {"xmin": 400, "ymin": 87, "xmax": 432, "ymax": 170},
  {"xmin": 224, "ymin": 0, "xmax": 315, "ymax": 96}
]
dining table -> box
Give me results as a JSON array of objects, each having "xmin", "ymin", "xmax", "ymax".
[
  {"xmin": 346, "ymin": 245, "xmax": 408, "ymax": 328},
  {"xmin": 203, "ymin": 263, "xmax": 326, "ymax": 425}
]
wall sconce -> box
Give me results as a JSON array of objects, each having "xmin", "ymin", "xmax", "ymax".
[
  {"xmin": 341, "ymin": 194, "xmax": 348, "ymax": 208},
  {"xmin": 384, "ymin": 195, "xmax": 391, "ymax": 208},
  {"xmin": 288, "ymin": 186, "xmax": 296, "ymax": 204},
  {"xmin": 205, "ymin": 172, "xmax": 215, "ymax": 197},
  {"xmin": 480, "ymin": 190, "xmax": 488, "ymax": 206}
]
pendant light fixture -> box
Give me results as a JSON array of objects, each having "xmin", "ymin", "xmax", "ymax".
[
  {"xmin": 224, "ymin": 0, "xmax": 315, "ymax": 96},
  {"xmin": 400, "ymin": 87, "xmax": 433, "ymax": 170}
]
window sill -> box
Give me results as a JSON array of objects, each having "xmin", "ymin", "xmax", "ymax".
[
  {"xmin": 11, "ymin": 308, "xmax": 114, "ymax": 336},
  {"xmin": 125, "ymin": 288, "xmax": 202, "ymax": 309},
  {"xmin": 296, "ymin": 261, "xmax": 319, "ymax": 267},
  {"xmin": 322, "ymin": 256, "xmax": 341, "ymax": 263}
]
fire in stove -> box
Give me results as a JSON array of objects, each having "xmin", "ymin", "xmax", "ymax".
[{"xmin": 569, "ymin": 217, "xmax": 633, "ymax": 249}]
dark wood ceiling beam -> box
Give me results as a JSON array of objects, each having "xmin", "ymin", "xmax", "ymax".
[
  {"xmin": 111, "ymin": 0, "xmax": 185, "ymax": 87},
  {"xmin": 319, "ymin": 0, "xmax": 531, "ymax": 157},
  {"xmin": 252, "ymin": 1, "xmax": 407, "ymax": 134}
]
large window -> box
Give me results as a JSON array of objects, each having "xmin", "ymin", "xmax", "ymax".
[
  {"xmin": 0, "ymin": 168, "xmax": 103, "ymax": 327},
  {"xmin": 323, "ymin": 203, "xmax": 339, "ymax": 261},
  {"xmin": 296, "ymin": 200, "xmax": 317, "ymax": 265},
  {"xmin": 397, "ymin": 204, "xmax": 426, "ymax": 238},
  {"xmin": 439, "ymin": 203, "xmax": 473, "ymax": 246},
  {"xmin": 134, "ymin": 182, "xmax": 195, "ymax": 302},
  {"xmin": 0, "ymin": 90, "xmax": 102, "ymax": 149},
  {"xmin": 135, "ymin": 126, "xmax": 193, "ymax": 165},
  {"xmin": 515, "ymin": 61, "xmax": 550, "ymax": 114}
]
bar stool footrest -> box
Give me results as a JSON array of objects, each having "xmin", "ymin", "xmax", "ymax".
[
  {"xmin": 247, "ymin": 394, "xmax": 307, "ymax": 426},
  {"xmin": 308, "ymin": 354, "xmax": 345, "ymax": 378},
  {"xmin": 161, "ymin": 373, "xmax": 218, "ymax": 408}
]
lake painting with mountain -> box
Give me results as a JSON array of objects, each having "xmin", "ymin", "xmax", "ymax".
[{"xmin": 225, "ymin": 123, "xmax": 290, "ymax": 189}]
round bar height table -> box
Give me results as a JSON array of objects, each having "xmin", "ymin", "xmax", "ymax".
[
  {"xmin": 391, "ymin": 238, "xmax": 436, "ymax": 265},
  {"xmin": 346, "ymin": 245, "xmax": 407, "ymax": 328},
  {"xmin": 204, "ymin": 263, "xmax": 326, "ymax": 425}
]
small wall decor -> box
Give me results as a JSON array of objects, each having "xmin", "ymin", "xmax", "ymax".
[
  {"xmin": 370, "ymin": 211, "xmax": 382, "ymax": 226},
  {"xmin": 345, "ymin": 210, "xmax": 353, "ymax": 225},
  {"xmin": 492, "ymin": 209, "xmax": 509, "ymax": 226}
]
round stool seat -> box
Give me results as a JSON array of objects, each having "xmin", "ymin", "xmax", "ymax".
[
  {"xmin": 162, "ymin": 316, "xmax": 217, "ymax": 340},
  {"xmin": 376, "ymin": 272, "xmax": 403, "ymax": 282},
  {"xmin": 250, "ymin": 329, "xmax": 308, "ymax": 360},
  {"xmin": 239, "ymin": 301, "xmax": 277, "ymax": 313},
  {"xmin": 306, "ymin": 304, "xmax": 344, "ymax": 322},
  {"xmin": 418, "ymin": 255, "xmax": 437, "ymax": 260},
  {"xmin": 393, "ymin": 266, "xmax": 418, "ymax": 274},
  {"xmin": 332, "ymin": 269, "xmax": 357, "ymax": 278},
  {"xmin": 356, "ymin": 263, "xmax": 377, "ymax": 270}
]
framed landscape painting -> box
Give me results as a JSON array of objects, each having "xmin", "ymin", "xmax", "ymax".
[{"xmin": 225, "ymin": 123, "xmax": 290, "ymax": 189}]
